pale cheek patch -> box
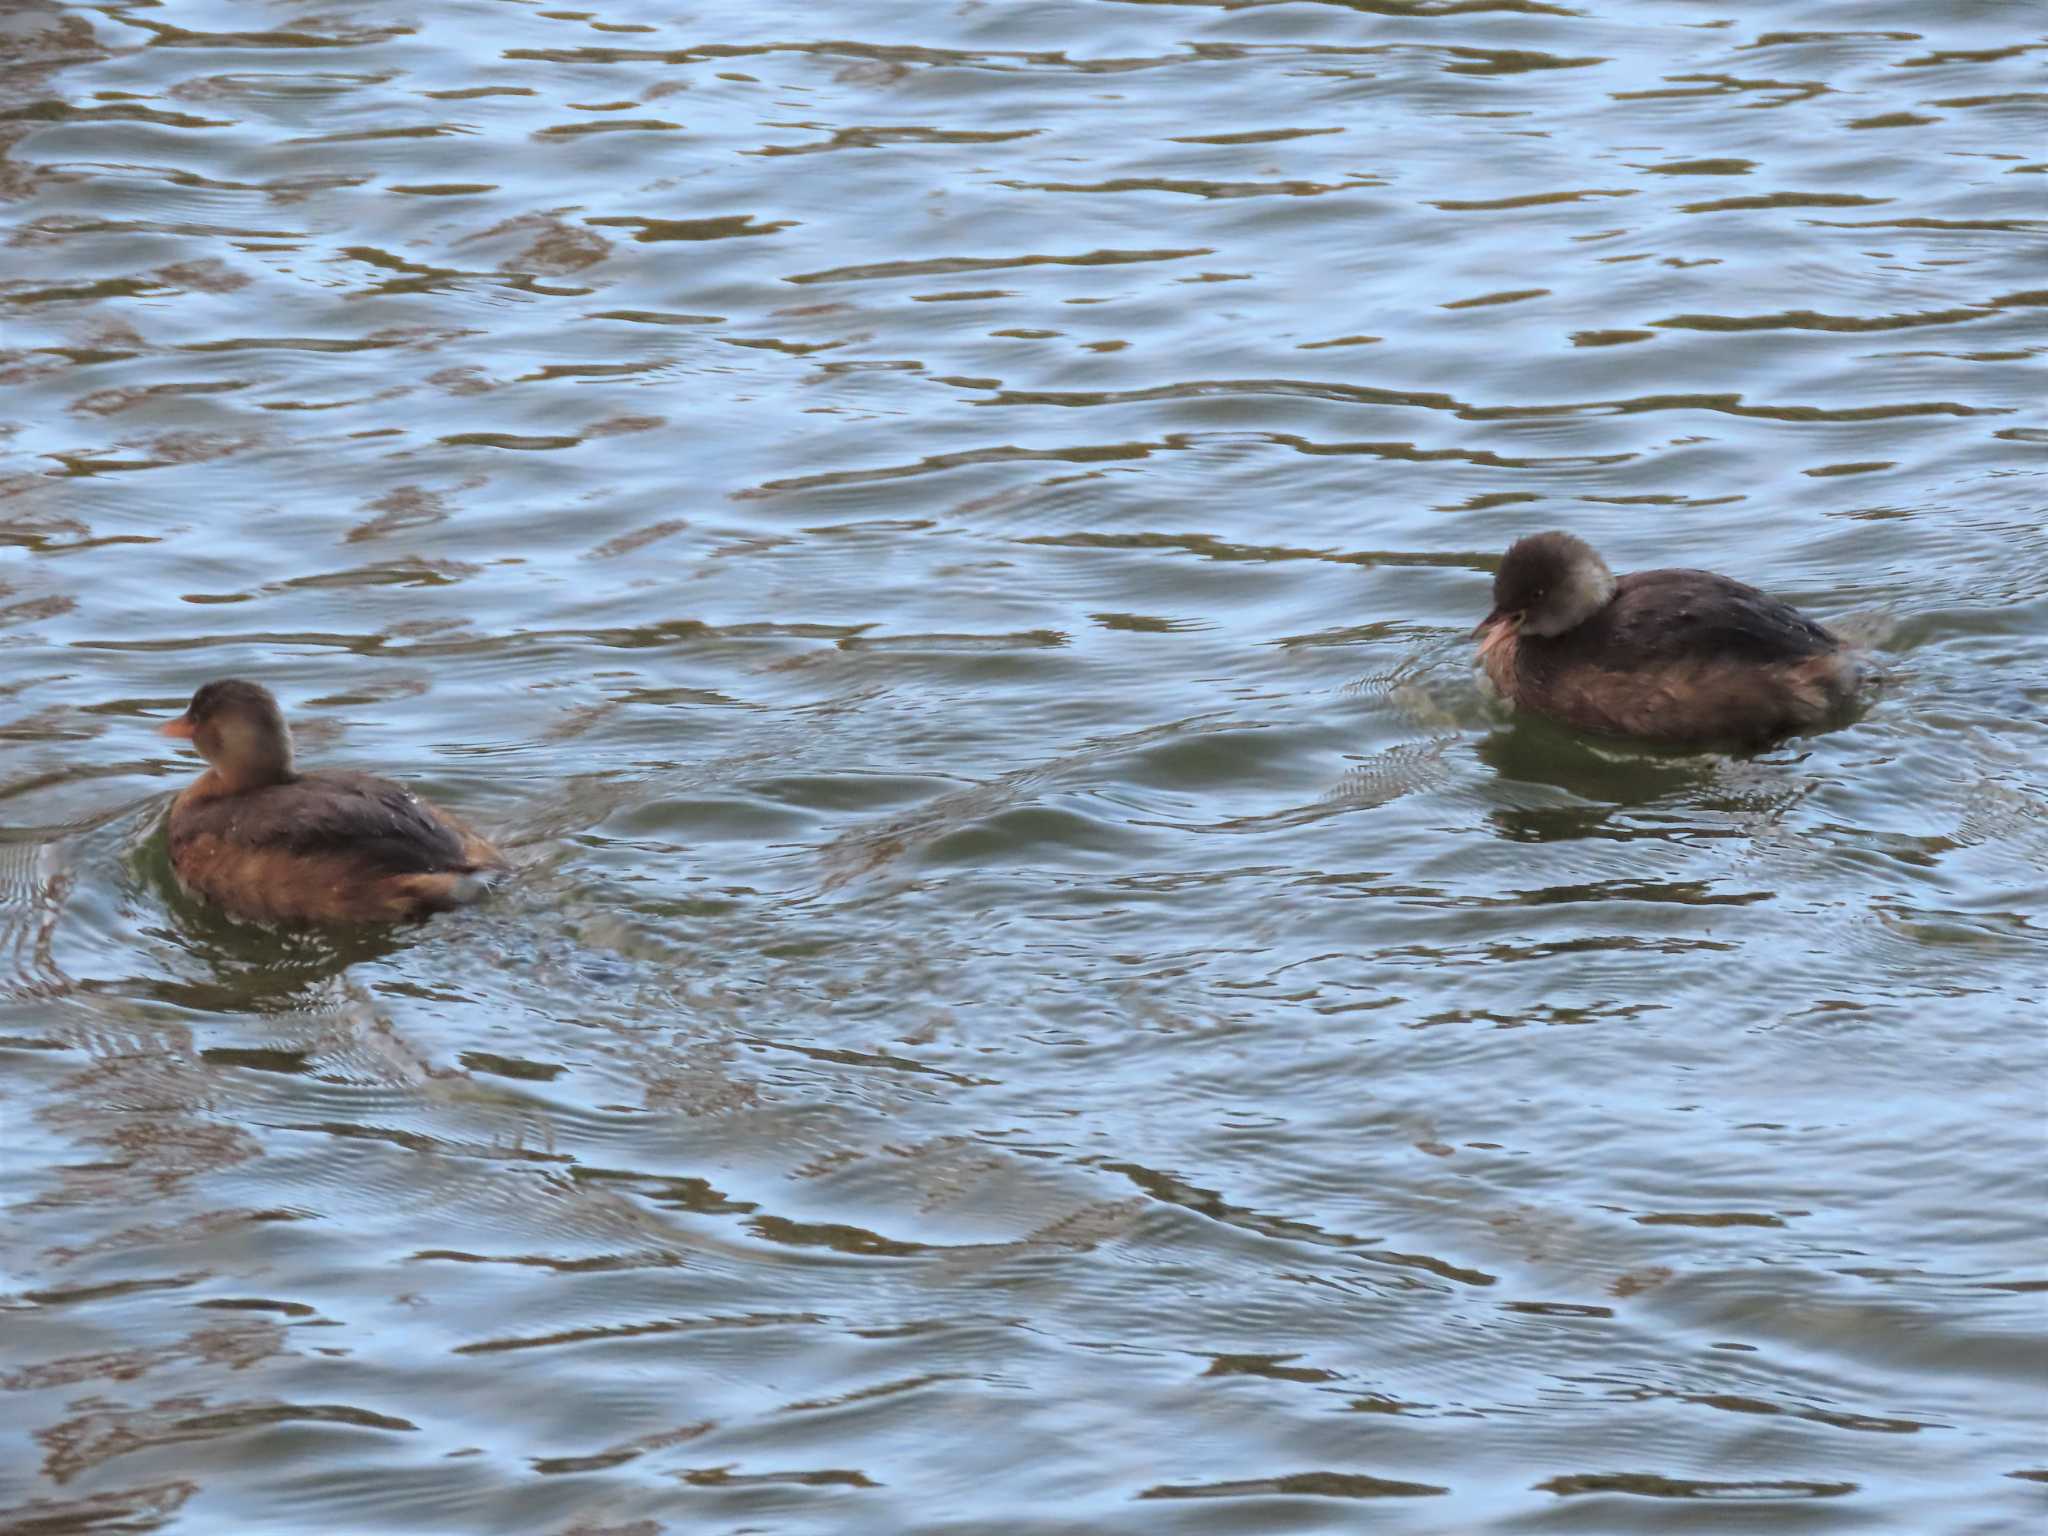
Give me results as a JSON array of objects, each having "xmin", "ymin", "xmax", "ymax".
[
  {"xmin": 228, "ymin": 717, "xmax": 294, "ymax": 775},
  {"xmin": 1526, "ymin": 562, "xmax": 1616, "ymax": 637}
]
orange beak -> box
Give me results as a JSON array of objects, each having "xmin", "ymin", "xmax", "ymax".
[{"xmin": 161, "ymin": 715, "xmax": 196, "ymax": 740}]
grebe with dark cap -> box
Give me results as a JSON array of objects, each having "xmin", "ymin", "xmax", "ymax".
[
  {"xmin": 1474, "ymin": 531, "xmax": 1861, "ymax": 748},
  {"xmin": 160, "ymin": 679, "xmax": 506, "ymax": 924}
]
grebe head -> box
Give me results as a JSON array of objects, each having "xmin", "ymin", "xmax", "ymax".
[
  {"xmin": 163, "ymin": 678, "xmax": 296, "ymax": 788},
  {"xmin": 1480, "ymin": 530, "xmax": 1618, "ymax": 640}
]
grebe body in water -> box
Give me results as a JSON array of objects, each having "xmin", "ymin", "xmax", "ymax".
[
  {"xmin": 1474, "ymin": 531, "xmax": 1860, "ymax": 748},
  {"xmin": 161, "ymin": 679, "xmax": 505, "ymax": 924}
]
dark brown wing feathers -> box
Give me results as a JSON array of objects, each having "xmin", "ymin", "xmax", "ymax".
[
  {"xmin": 1559, "ymin": 569, "xmax": 1838, "ymax": 671},
  {"xmin": 223, "ymin": 772, "xmax": 481, "ymax": 875},
  {"xmin": 167, "ymin": 769, "xmax": 502, "ymax": 924}
]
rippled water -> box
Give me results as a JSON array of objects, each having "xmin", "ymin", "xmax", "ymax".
[{"xmin": 3, "ymin": 1, "xmax": 2045, "ymax": 1531}]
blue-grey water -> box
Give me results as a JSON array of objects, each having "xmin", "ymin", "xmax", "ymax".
[{"xmin": 2, "ymin": 1, "xmax": 2044, "ymax": 1532}]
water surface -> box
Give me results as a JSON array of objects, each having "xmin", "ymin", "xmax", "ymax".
[{"xmin": 2, "ymin": 1, "xmax": 2045, "ymax": 1532}]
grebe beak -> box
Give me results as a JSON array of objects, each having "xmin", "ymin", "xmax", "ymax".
[
  {"xmin": 1472, "ymin": 607, "xmax": 1514, "ymax": 640},
  {"xmin": 161, "ymin": 715, "xmax": 197, "ymax": 740}
]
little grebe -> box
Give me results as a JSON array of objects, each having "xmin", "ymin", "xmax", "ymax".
[
  {"xmin": 161, "ymin": 679, "xmax": 505, "ymax": 924},
  {"xmin": 1474, "ymin": 531, "xmax": 1860, "ymax": 748}
]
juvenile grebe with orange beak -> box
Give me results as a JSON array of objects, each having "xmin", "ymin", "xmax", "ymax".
[
  {"xmin": 161, "ymin": 679, "xmax": 506, "ymax": 924},
  {"xmin": 1474, "ymin": 531, "xmax": 1861, "ymax": 748}
]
